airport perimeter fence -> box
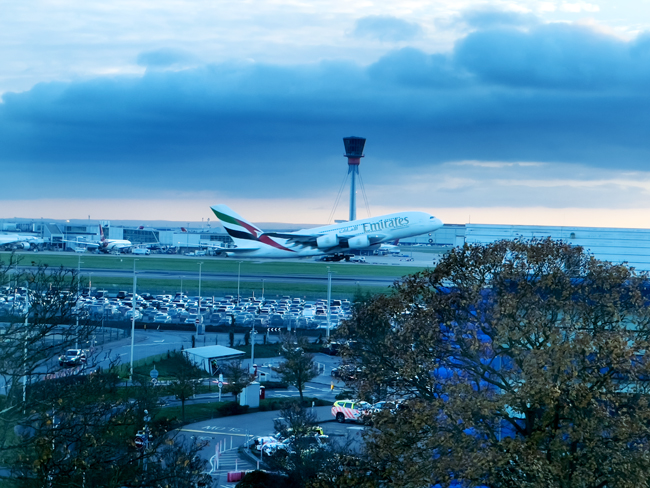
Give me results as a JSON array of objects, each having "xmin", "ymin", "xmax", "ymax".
[
  {"xmin": 41, "ymin": 325, "xmax": 129, "ymax": 350},
  {"xmin": 89, "ymin": 319, "xmax": 328, "ymax": 339}
]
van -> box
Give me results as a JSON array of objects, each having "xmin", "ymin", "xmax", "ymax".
[
  {"xmin": 74, "ymin": 247, "xmax": 86, "ymax": 253},
  {"xmin": 133, "ymin": 248, "xmax": 150, "ymax": 255}
]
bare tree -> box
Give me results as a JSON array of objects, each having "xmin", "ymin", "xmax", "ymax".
[
  {"xmin": 167, "ymin": 351, "xmax": 203, "ymax": 422},
  {"xmin": 0, "ymin": 254, "xmax": 210, "ymax": 488}
]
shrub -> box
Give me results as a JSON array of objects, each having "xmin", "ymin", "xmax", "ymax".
[{"xmin": 216, "ymin": 401, "xmax": 249, "ymax": 417}]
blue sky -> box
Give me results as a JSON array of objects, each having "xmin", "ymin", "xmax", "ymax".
[{"xmin": 3, "ymin": 0, "xmax": 650, "ymax": 227}]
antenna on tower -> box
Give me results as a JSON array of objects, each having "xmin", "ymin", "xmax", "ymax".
[{"xmin": 343, "ymin": 136, "xmax": 366, "ymax": 221}]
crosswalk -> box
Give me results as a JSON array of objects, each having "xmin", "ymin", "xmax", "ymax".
[{"xmin": 268, "ymin": 384, "xmax": 334, "ymax": 398}]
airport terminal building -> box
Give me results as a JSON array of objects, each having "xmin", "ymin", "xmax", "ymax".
[{"xmin": 4, "ymin": 219, "xmax": 650, "ymax": 272}]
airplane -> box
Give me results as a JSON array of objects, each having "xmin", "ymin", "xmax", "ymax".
[
  {"xmin": 209, "ymin": 204, "xmax": 443, "ymax": 259},
  {"xmin": 375, "ymin": 240, "xmax": 401, "ymax": 256},
  {"xmin": 72, "ymin": 225, "xmax": 132, "ymax": 253},
  {"xmin": 0, "ymin": 234, "xmax": 43, "ymax": 249}
]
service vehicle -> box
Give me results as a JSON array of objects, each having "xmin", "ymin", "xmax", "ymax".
[{"xmin": 331, "ymin": 399, "xmax": 372, "ymax": 423}]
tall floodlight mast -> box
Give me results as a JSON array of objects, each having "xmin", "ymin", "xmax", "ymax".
[{"xmin": 343, "ymin": 136, "xmax": 366, "ymax": 222}]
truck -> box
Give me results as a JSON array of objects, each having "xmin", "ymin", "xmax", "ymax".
[{"xmin": 132, "ymin": 248, "xmax": 150, "ymax": 255}]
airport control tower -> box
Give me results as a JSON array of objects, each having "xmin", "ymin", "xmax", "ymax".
[{"xmin": 343, "ymin": 136, "xmax": 366, "ymax": 221}]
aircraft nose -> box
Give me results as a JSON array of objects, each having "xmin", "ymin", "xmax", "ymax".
[{"xmin": 429, "ymin": 216, "xmax": 444, "ymax": 229}]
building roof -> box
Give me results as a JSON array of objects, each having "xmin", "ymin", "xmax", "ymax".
[{"xmin": 184, "ymin": 345, "xmax": 244, "ymax": 360}]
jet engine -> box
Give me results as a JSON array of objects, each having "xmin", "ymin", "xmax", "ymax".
[
  {"xmin": 20, "ymin": 242, "xmax": 30, "ymax": 249},
  {"xmin": 347, "ymin": 234, "xmax": 370, "ymax": 249},
  {"xmin": 317, "ymin": 234, "xmax": 339, "ymax": 248}
]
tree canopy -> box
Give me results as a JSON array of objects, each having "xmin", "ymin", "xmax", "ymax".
[
  {"xmin": 337, "ymin": 238, "xmax": 650, "ymax": 488},
  {"xmin": 273, "ymin": 336, "xmax": 319, "ymax": 402}
]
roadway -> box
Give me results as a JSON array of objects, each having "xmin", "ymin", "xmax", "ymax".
[{"xmin": 71, "ymin": 268, "xmax": 396, "ymax": 287}]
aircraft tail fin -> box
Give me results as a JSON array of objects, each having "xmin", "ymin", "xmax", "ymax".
[
  {"xmin": 99, "ymin": 224, "xmax": 106, "ymax": 242},
  {"xmin": 211, "ymin": 205, "xmax": 263, "ymax": 248}
]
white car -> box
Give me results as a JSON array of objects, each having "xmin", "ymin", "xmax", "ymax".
[{"xmin": 248, "ymin": 436, "xmax": 277, "ymax": 452}]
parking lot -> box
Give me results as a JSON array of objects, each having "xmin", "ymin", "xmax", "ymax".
[{"xmin": 68, "ymin": 291, "xmax": 353, "ymax": 331}]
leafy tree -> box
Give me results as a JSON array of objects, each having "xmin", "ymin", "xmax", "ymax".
[
  {"xmin": 273, "ymin": 335, "xmax": 319, "ymax": 402},
  {"xmin": 222, "ymin": 361, "xmax": 254, "ymax": 398},
  {"xmin": 338, "ymin": 238, "xmax": 650, "ymax": 488},
  {"xmin": 167, "ymin": 352, "xmax": 203, "ymax": 422}
]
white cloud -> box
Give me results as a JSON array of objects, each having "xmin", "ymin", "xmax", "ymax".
[
  {"xmin": 560, "ymin": 2, "xmax": 600, "ymax": 13},
  {"xmin": 537, "ymin": 2, "xmax": 557, "ymax": 12}
]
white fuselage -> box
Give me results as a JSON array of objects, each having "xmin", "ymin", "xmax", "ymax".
[
  {"xmin": 226, "ymin": 211, "xmax": 443, "ymax": 258},
  {"xmin": 0, "ymin": 235, "xmax": 42, "ymax": 248},
  {"xmin": 102, "ymin": 239, "xmax": 132, "ymax": 251}
]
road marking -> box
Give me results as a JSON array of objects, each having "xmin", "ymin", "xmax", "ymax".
[{"xmin": 180, "ymin": 428, "xmax": 248, "ymax": 437}]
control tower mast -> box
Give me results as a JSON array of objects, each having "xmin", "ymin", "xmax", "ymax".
[{"xmin": 343, "ymin": 136, "xmax": 366, "ymax": 221}]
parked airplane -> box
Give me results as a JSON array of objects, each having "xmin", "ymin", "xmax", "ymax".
[
  {"xmin": 0, "ymin": 234, "xmax": 42, "ymax": 249},
  {"xmin": 210, "ymin": 205, "xmax": 443, "ymax": 259},
  {"xmin": 376, "ymin": 240, "xmax": 401, "ymax": 256},
  {"xmin": 73, "ymin": 225, "xmax": 132, "ymax": 253}
]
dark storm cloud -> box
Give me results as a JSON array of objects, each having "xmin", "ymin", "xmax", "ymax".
[
  {"xmin": 3, "ymin": 19, "xmax": 650, "ymax": 200},
  {"xmin": 352, "ymin": 15, "xmax": 424, "ymax": 42}
]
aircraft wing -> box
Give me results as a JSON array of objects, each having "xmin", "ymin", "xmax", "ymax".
[
  {"xmin": 62, "ymin": 240, "xmax": 99, "ymax": 248},
  {"xmin": 263, "ymin": 232, "xmax": 388, "ymax": 249}
]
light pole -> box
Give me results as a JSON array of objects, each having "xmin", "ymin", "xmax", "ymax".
[
  {"xmin": 198, "ymin": 262, "xmax": 204, "ymax": 331},
  {"xmin": 75, "ymin": 256, "xmax": 83, "ymax": 349},
  {"xmin": 23, "ymin": 280, "xmax": 29, "ymax": 413},
  {"xmin": 326, "ymin": 267, "xmax": 332, "ymax": 338},
  {"xmin": 237, "ymin": 261, "xmax": 243, "ymax": 304},
  {"xmin": 129, "ymin": 259, "xmax": 138, "ymax": 383},
  {"xmin": 180, "ymin": 276, "xmax": 184, "ymax": 296},
  {"xmin": 88, "ymin": 272, "xmax": 93, "ymax": 296},
  {"xmin": 250, "ymin": 328, "xmax": 257, "ymax": 375},
  {"xmin": 261, "ymin": 279, "xmax": 265, "ymax": 301}
]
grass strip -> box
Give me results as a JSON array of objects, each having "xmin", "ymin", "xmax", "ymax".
[
  {"xmin": 157, "ymin": 397, "xmax": 331, "ymax": 425},
  {"xmin": 5, "ymin": 252, "xmax": 425, "ymax": 278}
]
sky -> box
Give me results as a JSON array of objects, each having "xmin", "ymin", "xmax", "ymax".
[{"xmin": 4, "ymin": 0, "xmax": 650, "ymax": 228}]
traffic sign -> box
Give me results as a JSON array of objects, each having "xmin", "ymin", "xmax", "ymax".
[
  {"xmin": 217, "ymin": 381, "xmax": 223, "ymax": 389},
  {"xmin": 195, "ymin": 318, "xmax": 200, "ymax": 325},
  {"xmin": 150, "ymin": 367, "xmax": 159, "ymax": 379},
  {"xmin": 135, "ymin": 437, "xmax": 144, "ymax": 449},
  {"xmin": 151, "ymin": 378, "xmax": 158, "ymax": 386}
]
